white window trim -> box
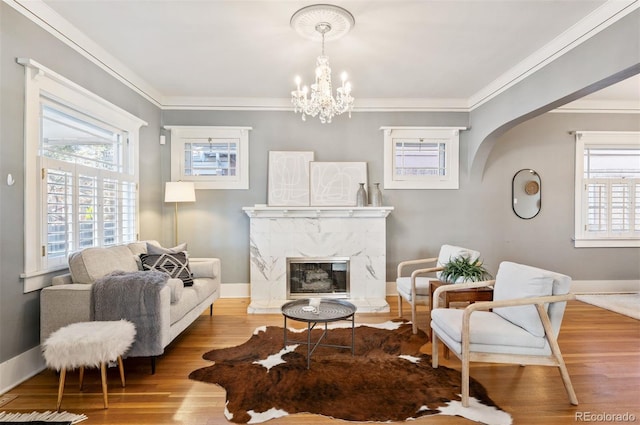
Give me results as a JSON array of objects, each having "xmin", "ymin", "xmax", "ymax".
[
  {"xmin": 166, "ymin": 126, "xmax": 252, "ymax": 190},
  {"xmin": 18, "ymin": 58, "xmax": 147, "ymax": 292},
  {"xmin": 381, "ymin": 126, "xmax": 465, "ymax": 190},
  {"xmin": 574, "ymin": 130, "xmax": 640, "ymax": 248}
]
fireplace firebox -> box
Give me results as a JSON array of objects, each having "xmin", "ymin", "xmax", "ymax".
[{"xmin": 287, "ymin": 257, "xmax": 350, "ymax": 299}]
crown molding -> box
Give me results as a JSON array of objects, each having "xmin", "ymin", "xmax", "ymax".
[
  {"xmin": 161, "ymin": 97, "xmax": 293, "ymax": 111},
  {"xmin": 552, "ymin": 99, "xmax": 640, "ymax": 114},
  {"xmin": 6, "ymin": 0, "xmax": 164, "ymax": 107},
  {"xmin": 468, "ymin": 0, "xmax": 639, "ymax": 110},
  {"xmin": 342, "ymin": 98, "xmax": 469, "ymax": 112},
  {"xmin": 160, "ymin": 96, "xmax": 470, "ymax": 112},
  {"xmin": 6, "ymin": 0, "xmax": 637, "ymax": 113}
]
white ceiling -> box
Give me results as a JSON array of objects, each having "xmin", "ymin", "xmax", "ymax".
[{"xmin": 17, "ymin": 0, "xmax": 640, "ymax": 110}]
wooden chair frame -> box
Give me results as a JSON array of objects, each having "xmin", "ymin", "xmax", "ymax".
[
  {"xmin": 431, "ymin": 280, "xmax": 579, "ymax": 407},
  {"xmin": 396, "ymin": 257, "xmax": 442, "ymax": 334}
]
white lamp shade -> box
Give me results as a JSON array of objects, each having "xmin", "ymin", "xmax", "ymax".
[{"xmin": 164, "ymin": 181, "xmax": 196, "ymax": 203}]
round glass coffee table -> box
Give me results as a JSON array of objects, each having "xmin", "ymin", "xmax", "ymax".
[{"xmin": 281, "ymin": 298, "xmax": 357, "ymax": 369}]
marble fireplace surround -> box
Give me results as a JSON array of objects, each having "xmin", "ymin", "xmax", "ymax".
[{"xmin": 243, "ymin": 206, "xmax": 393, "ymax": 313}]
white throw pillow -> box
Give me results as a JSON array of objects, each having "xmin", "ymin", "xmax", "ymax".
[
  {"xmin": 492, "ymin": 262, "xmax": 554, "ymax": 337},
  {"xmin": 147, "ymin": 242, "xmax": 187, "ymax": 255}
]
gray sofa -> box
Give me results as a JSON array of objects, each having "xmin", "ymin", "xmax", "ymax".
[{"xmin": 40, "ymin": 240, "xmax": 220, "ymax": 372}]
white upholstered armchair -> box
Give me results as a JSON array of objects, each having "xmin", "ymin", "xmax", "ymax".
[
  {"xmin": 430, "ymin": 261, "xmax": 578, "ymax": 407},
  {"xmin": 396, "ymin": 245, "xmax": 480, "ymax": 334}
]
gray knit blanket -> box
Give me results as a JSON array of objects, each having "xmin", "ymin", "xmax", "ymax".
[{"xmin": 91, "ymin": 270, "xmax": 168, "ymax": 357}]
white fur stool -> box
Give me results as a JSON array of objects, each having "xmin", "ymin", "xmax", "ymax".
[{"xmin": 43, "ymin": 320, "xmax": 136, "ymax": 410}]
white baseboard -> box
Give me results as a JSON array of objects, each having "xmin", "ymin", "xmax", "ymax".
[
  {"xmin": 0, "ymin": 345, "xmax": 45, "ymax": 395},
  {"xmin": 570, "ymin": 280, "xmax": 640, "ymax": 294},
  {"xmin": 220, "ymin": 282, "xmax": 250, "ymax": 298}
]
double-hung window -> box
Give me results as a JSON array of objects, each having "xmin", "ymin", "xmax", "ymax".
[
  {"xmin": 381, "ymin": 127, "xmax": 465, "ymax": 189},
  {"xmin": 19, "ymin": 59, "xmax": 146, "ymax": 292},
  {"xmin": 41, "ymin": 102, "xmax": 137, "ymax": 263},
  {"xmin": 574, "ymin": 131, "xmax": 640, "ymax": 247}
]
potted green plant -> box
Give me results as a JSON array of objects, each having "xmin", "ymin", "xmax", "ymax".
[{"xmin": 439, "ymin": 256, "xmax": 492, "ymax": 283}]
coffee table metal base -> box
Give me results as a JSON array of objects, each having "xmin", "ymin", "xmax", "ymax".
[{"xmin": 281, "ymin": 299, "xmax": 356, "ymax": 369}]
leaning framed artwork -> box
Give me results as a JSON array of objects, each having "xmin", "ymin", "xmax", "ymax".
[
  {"xmin": 268, "ymin": 151, "xmax": 314, "ymax": 206},
  {"xmin": 310, "ymin": 162, "xmax": 367, "ymax": 206}
]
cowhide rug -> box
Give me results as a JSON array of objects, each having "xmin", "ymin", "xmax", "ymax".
[{"xmin": 189, "ymin": 321, "xmax": 512, "ymax": 424}]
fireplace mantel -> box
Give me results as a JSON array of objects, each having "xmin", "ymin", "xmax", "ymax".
[
  {"xmin": 243, "ymin": 205, "xmax": 393, "ymax": 218},
  {"xmin": 244, "ymin": 204, "xmax": 393, "ymax": 314}
]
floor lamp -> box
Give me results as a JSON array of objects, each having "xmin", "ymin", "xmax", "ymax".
[{"xmin": 164, "ymin": 181, "xmax": 196, "ymax": 245}]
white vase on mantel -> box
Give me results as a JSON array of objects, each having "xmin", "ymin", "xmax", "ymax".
[
  {"xmin": 356, "ymin": 183, "xmax": 367, "ymax": 207},
  {"xmin": 371, "ymin": 183, "xmax": 382, "ymax": 207}
]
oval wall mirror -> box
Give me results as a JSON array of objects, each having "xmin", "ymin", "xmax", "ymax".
[{"xmin": 512, "ymin": 169, "xmax": 541, "ymax": 219}]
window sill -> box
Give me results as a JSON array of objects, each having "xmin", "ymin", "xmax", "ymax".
[
  {"xmin": 189, "ymin": 179, "xmax": 248, "ymax": 190},
  {"xmin": 383, "ymin": 179, "xmax": 459, "ymax": 190},
  {"xmin": 21, "ymin": 266, "xmax": 69, "ymax": 293},
  {"xmin": 573, "ymin": 238, "xmax": 640, "ymax": 248}
]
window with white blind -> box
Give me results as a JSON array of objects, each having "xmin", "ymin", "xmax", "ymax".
[
  {"xmin": 19, "ymin": 58, "xmax": 146, "ymax": 292},
  {"xmin": 381, "ymin": 127, "xmax": 464, "ymax": 189},
  {"xmin": 40, "ymin": 98, "xmax": 139, "ymax": 270},
  {"xmin": 574, "ymin": 131, "xmax": 640, "ymax": 247}
]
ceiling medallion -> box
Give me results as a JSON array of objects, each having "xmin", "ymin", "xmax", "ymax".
[{"xmin": 290, "ymin": 4, "xmax": 355, "ymax": 123}]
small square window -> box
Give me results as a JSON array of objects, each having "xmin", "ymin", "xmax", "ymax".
[
  {"xmin": 167, "ymin": 126, "xmax": 251, "ymax": 190},
  {"xmin": 381, "ymin": 127, "xmax": 464, "ymax": 189}
]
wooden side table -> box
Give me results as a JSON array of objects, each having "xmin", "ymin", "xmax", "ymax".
[
  {"xmin": 429, "ymin": 280, "xmax": 493, "ymax": 358},
  {"xmin": 430, "ymin": 280, "xmax": 494, "ymax": 310}
]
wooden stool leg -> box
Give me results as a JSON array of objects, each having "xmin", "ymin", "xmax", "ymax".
[
  {"xmin": 56, "ymin": 368, "xmax": 66, "ymax": 411},
  {"xmin": 79, "ymin": 366, "xmax": 85, "ymax": 390},
  {"xmin": 117, "ymin": 356, "xmax": 126, "ymax": 387},
  {"xmin": 100, "ymin": 362, "xmax": 108, "ymax": 409}
]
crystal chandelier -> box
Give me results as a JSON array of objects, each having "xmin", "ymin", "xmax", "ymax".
[{"xmin": 290, "ymin": 5, "xmax": 355, "ymax": 123}]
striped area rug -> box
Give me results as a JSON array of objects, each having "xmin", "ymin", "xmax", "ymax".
[{"xmin": 0, "ymin": 411, "xmax": 87, "ymax": 424}]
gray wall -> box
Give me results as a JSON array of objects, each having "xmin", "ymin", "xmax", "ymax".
[
  {"xmin": 163, "ymin": 109, "xmax": 640, "ymax": 286},
  {"xmin": 472, "ymin": 112, "xmax": 640, "ymax": 276},
  {"xmin": 467, "ymin": 9, "xmax": 640, "ymax": 178},
  {"xmin": 160, "ymin": 110, "xmax": 470, "ymax": 283},
  {"xmin": 0, "ymin": 3, "xmax": 163, "ymax": 362}
]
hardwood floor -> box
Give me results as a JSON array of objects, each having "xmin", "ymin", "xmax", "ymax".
[{"xmin": 3, "ymin": 298, "xmax": 639, "ymax": 424}]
